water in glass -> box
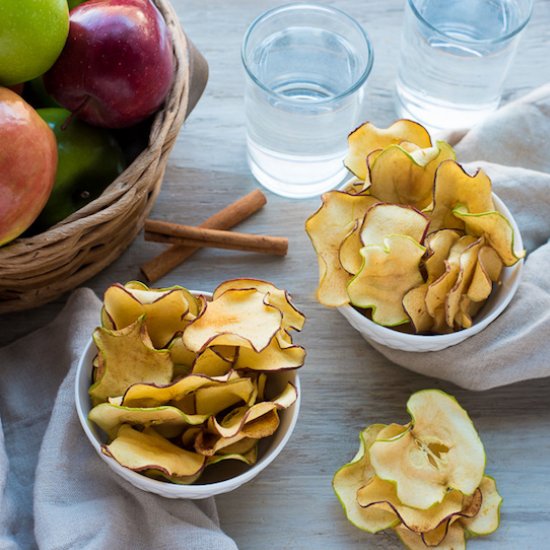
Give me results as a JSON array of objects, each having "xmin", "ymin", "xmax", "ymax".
[{"xmin": 395, "ymin": 0, "xmax": 532, "ymax": 130}]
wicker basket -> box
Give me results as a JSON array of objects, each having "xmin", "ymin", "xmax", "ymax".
[{"xmin": 0, "ymin": 0, "xmax": 208, "ymax": 314}]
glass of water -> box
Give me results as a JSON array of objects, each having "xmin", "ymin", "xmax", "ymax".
[
  {"xmin": 241, "ymin": 3, "xmax": 373, "ymax": 199},
  {"xmin": 395, "ymin": 0, "xmax": 533, "ymax": 131}
]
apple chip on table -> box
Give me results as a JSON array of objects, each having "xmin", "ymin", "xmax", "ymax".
[
  {"xmin": 305, "ymin": 119, "xmax": 525, "ymax": 334},
  {"xmin": 88, "ymin": 279, "xmax": 305, "ymax": 484},
  {"xmin": 333, "ymin": 390, "xmax": 502, "ymax": 550}
]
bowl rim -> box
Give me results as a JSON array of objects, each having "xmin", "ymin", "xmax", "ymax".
[
  {"xmin": 337, "ymin": 191, "xmax": 524, "ymax": 343},
  {"xmin": 74, "ymin": 289, "xmax": 301, "ymax": 496}
]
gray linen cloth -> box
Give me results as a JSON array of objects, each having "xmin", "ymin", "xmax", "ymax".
[
  {"xmin": 0, "ymin": 289, "xmax": 237, "ymax": 550},
  {"xmin": 370, "ymin": 84, "xmax": 550, "ymax": 390}
]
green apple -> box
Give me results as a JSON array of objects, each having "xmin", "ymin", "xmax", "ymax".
[
  {"xmin": 0, "ymin": 0, "xmax": 69, "ymax": 86},
  {"xmin": 34, "ymin": 108, "xmax": 126, "ymax": 229},
  {"xmin": 68, "ymin": 0, "xmax": 87, "ymax": 8}
]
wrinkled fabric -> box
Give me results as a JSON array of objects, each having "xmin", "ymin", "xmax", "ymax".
[
  {"xmin": 370, "ymin": 84, "xmax": 550, "ymax": 390},
  {"xmin": 0, "ymin": 289, "xmax": 237, "ymax": 550}
]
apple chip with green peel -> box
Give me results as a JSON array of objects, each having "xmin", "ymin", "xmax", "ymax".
[
  {"xmin": 120, "ymin": 370, "xmax": 242, "ymax": 408},
  {"xmin": 360, "ymin": 203, "xmax": 430, "ymax": 247},
  {"xmin": 332, "ymin": 424, "xmax": 400, "ymax": 533},
  {"xmin": 89, "ymin": 403, "xmax": 209, "ymax": 439},
  {"xmin": 234, "ymin": 332, "xmax": 306, "ymax": 372},
  {"xmin": 345, "ymin": 120, "xmax": 432, "ymax": 180},
  {"xmin": 206, "ymin": 444, "xmax": 258, "ymax": 467},
  {"xmin": 212, "ymin": 279, "xmax": 305, "ymax": 332},
  {"xmin": 103, "ymin": 425, "xmax": 206, "ymax": 482},
  {"xmin": 467, "ymin": 246, "xmax": 503, "ymax": 303},
  {"xmin": 430, "ymin": 161, "xmax": 495, "ymax": 233},
  {"xmin": 89, "ymin": 318, "xmax": 173, "ymax": 406},
  {"xmin": 347, "ymin": 235, "xmax": 425, "ymax": 326},
  {"xmin": 462, "ymin": 476, "xmax": 502, "ymax": 536},
  {"xmin": 305, "ymin": 191, "xmax": 379, "ymax": 306},
  {"xmin": 369, "ymin": 390, "xmax": 485, "ymax": 510},
  {"xmin": 183, "ymin": 288, "xmax": 282, "ymax": 353},
  {"xmin": 367, "ymin": 141, "xmax": 455, "ymax": 210},
  {"xmin": 452, "ymin": 206, "xmax": 525, "ymax": 266},
  {"xmin": 194, "ymin": 378, "xmax": 255, "ymax": 415},
  {"xmin": 103, "ymin": 283, "xmax": 199, "ymax": 349}
]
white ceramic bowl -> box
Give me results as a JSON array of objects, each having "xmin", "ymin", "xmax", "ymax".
[
  {"xmin": 338, "ymin": 194, "xmax": 524, "ymax": 352},
  {"xmin": 75, "ymin": 291, "xmax": 301, "ymax": 499}
]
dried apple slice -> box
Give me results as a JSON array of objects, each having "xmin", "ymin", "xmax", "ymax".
[
  {"xmin": 121, "ymin": 371, "xmax": 243, "ymax": 409},
  {"xmin": 357, "ymin": 476, "xmax": 465, "ymax": 534},
  {"xmin": 360, "ymin": 203, "xmax": 430, "ymax": 247},
  {"xmin": 339, "ymin": 220, "xmax": 364, "ymax": 275},
  {"xmin": 102, "ymin": 283, "xmax": 199, "ymax": 348},
  {"xmin": 347, "ymin": 235, "xmax": 425, "ymax": 326},
  {"xmin": 424, "ymin": 230, "xmax": 463, "ymax": 282},
  {"xmin": 234, "ymin": 332, "xmax": 306, "ymax": 372},
  {"xmin": 89, "ymin": 403, "xmax": 208, "ymax": 438},
  {"xmin": 462, "ymin": 476, "xmax": 502, "ymax": 536},
  {"xmin": 103, "ymin": 425, "xmax": 205, "ymax": 482},
  {"xmin": 369, "ymin": 390, "xmax": 485, "ymax": 510},
  {"xmin": 403, "ymin": 285, "xmax": 432, "ymax": 333},
  {"xmin": 305, "ymin": 191, "xmax": 379, "ymax": 306},
  {"xmin": 467, "ymin": 246, "xmax": 502, "ymax": 303},
  {"xmin": 212, "ymin": 279, "xmax": 305, "ymax": 332},
  {"xmin": 89, "ymin": 318, "xmax": 173, "ymax": 406},
  {"xmin": 430, "ymin": 161, "xmax": 495, "ymax": 233},
  {"xmin": 395, "ymin": 522, "xmax": 465, "ymax": 550},
  {"xmin": 332, "ymin": 424, "xmax": 399, "ymax": 533},
  {"xmin": 452, "ymin": 206, "xmax": 525, "ymax": 266},
  {"xmin": 191, "ymin": 347, "xmax": 233, "ymax": 376},
  {"xmin": 345, "ymin": 120, "xmax": 432, "ymax": 180},
  {"xmin": 194, "ymin": 378, "xmax": 255, "ymax": 415},
  {"xmin": 207, "ymin": 444, "xmax": 258, "ymax": 467},
  {"xmin": 368, "ymin": 142, "xmax": 455, "ymax": 210},
  {"xmin": 183, "ymin": 288, "xmax": 282, "ymax": 353},
  {"xmin": 445, "ymin": 238, "xmax": 483, "ymax": 328}
]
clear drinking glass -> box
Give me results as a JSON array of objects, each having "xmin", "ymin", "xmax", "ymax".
[
  {"xmin": 395, "ymin": 0, "xmax": 533, "ymax": 131},
  {"xmin": 241, "ymin": 3, "xmax": 373, "ymax": 199}
]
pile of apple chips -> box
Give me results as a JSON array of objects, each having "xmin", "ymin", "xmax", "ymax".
[
  {"xmin": 305, "ymin": 120, "xmax": 525, "ymax": 333},
  {"xmin": 88, "ymin": 279, "xmax": 305, "ymax": 484},
  {"xmin": 333, "ymin": 390, "xmax": 502, "ymax": 549}
]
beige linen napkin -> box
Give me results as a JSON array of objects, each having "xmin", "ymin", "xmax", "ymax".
[
  {"xmin": 370, "ymin": 84, "xmax": 550, "ymax": 390},
  {"xmin": 0, "ymin": 289, "xmax": 237, "ymax": 550}
]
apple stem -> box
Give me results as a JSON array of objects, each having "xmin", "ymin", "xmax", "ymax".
[{"xmin": 61, "ymin": 96, "xmax": 91, "ymax": 131}]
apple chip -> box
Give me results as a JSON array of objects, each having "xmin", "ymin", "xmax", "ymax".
[
  {"xmin": 194, "ymin": 378, "xmax": 255, "ymax": 415},
  {"xmin": 103, "ymin": 282, "xmax": 199, "ymax": 348},
  {"xmin": 430, "ymin": 161, "xmax": 495, "ymax": 232},
  {"xmin": 234, "ymin": 332, "xmax": 306, "ymax": 372},
  {"xmin": 347, "ymin": 235, "xmax": 425, "ymax": 326},
  {"xmin": 345, "ymin": 120, "xmax": 432, "ymax": 180},
  {"xmin": 120, "ymin": 371, "xmax": 243, "ymax": 408},
  {"xmin": 360, "ymin": 203, "xmax": 430, "ymax": 247},
  {"xmin": 305, "ymin": 191, "xmax": 379, "ymax": 306},
  {"xmin": 191, "ymin": 347, "xmax": 233, "ymax": 376},
  {"xmin": 357, "ymin": 476, "xmax": 465, "ymax": 534},
  {"xmin": 89, "ymin": 403, "xmax": 208, "ymax": 438},
  {"xmin": 332, "ymin": 425, "xmax": 399, "ymax": 533},
  {"xmin": 462, "ymin": 476, "xmax": 502, "ymax": 536},
  {"xmin": 213, "ymin": 279, "xmax": 305, "ymax": 332},
  {"xmin": 369, "ymin": 390, "xmax": 485, "ymax": 510},
  {"xmin": 89, "ymin": 318, "xmax": 173, "ymax": 406},
  {"xmin": 368, "ymin": 141, "xmax": 455, "ymax": 210},
  {"xmin": 452, "ymin": 206, "xmax": 525, "ymax": 266},
  {"xmin": 339, "ymin": 220, "xmax": 363, "ymax": 275},
  {"xmin": 445, "ymin": 238, "xmax": 483, "ymax": 328},
  {"xmin": 206, "ymin": 444, "xmax": 258, "ymax": 467},
  {"xmin": 183, "ymin": 288, "xmax": 282, "ymax": 353},
  {"xmin": 103, "ymin": 425, "xmax": 205, "ymax": 482},
  {"xmin": 395, "ymin": 522, "xmax": 465, "ymax": 550}
]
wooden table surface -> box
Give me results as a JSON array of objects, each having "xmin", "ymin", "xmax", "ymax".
[{"xmin": 3, "ymin": 1, "xmax": 550, "ymax": 548}]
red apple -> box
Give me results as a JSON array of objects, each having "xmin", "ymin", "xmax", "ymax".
[
  {"xmin": 44, "ymin": 0, "xmax": 174, "ymax": 128},
  {"xmin": 0, "ymin": 88, "xmax": 57, "ymax": 246}
]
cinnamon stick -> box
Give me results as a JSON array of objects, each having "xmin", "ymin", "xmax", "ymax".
[
  {"xmin": 140, "ymin": 189, "xmax": 267, "ymax": 282},
  {"xmin": 144, "ymin": 222, "xmax": 288, "ymax": 256}
]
